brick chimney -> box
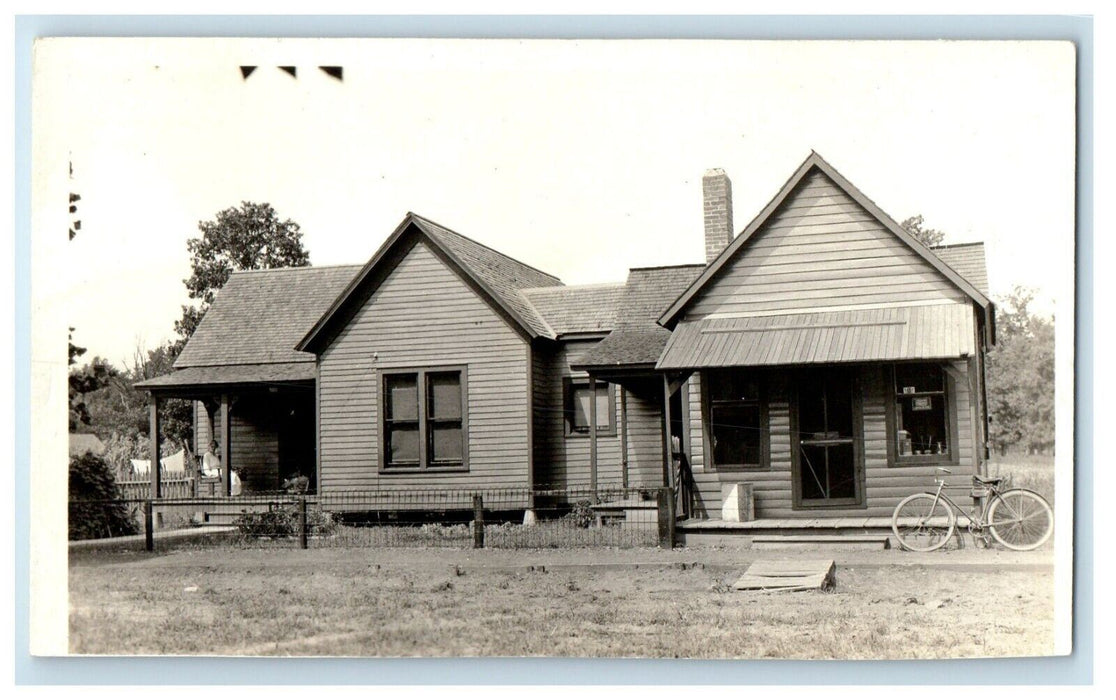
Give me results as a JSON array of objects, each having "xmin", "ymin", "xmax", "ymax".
[{"xmin": 703, "ymin": 168, "xmax": 734, "ymax": 263}]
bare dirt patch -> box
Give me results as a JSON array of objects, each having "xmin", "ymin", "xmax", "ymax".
[{"xmin": 69, "ymin": 544, "xmax": 1054, "ymax": 659}]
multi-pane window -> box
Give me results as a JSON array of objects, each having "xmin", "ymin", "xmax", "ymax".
[
  {"xmin": 565, "ymin": 379, "xmax": 616, "ymax": 436},
  {"xmin": 382, "ymin": 368, "xmax": 466, "ymax": 470},
  {"xmin": 707, "ymin": 370, "xmax": 766, "ymax": 470},
  {"xmin": 893, "ymin": 364, "xmax": 951, "ymax": 462}
]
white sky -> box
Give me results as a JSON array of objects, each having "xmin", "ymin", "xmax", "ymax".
[{"xmin": 35, "ymin": 38, "xmax": 1076, "ymax": 366}]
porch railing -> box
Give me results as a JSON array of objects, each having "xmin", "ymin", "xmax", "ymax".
[{"xmin": 117, "ymin": 475, "xmax": 195, "ymax": 501}]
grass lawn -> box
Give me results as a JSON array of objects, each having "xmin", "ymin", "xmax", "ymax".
[{"xmin": 69, "ymin": 544, "xmax": 1054, "ymax": 659}]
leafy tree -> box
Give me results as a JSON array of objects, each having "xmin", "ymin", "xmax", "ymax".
[
  {"xmin": 68, "ymin": 452, "xmax": 138, "ymax": 540},
  {"xmin": 69, "ymin": 352, "xmax": 118, "ymax": 432},
  {"xmin": 175, "ymin": 201, "xmax": 310, "ymax": 349},
  {"xmin": 901, "ymin": 214, "xmax": 946, "ymax": 248},
  {"xmin": 985, "ymin": 287, "xmax": 1055, "ymax": 455},
  {"xmin": 80, "ymin": 341, "xmax": 193, "ymax": 450}
]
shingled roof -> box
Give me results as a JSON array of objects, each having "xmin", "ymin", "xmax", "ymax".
[
  {"xmin": 173, "ymin": 265, "xmax": 362, "ymax": 368},
  {"xmin": 931, "ymin": 243, "xmax": 989, "ymax": 296},
  {"xmin": 522, "ymin": 283, "xmax": 625, "ymax": 336},
  {"xmin": 573, "ymin": 265, "xmax": 705, "ymax": 369}
]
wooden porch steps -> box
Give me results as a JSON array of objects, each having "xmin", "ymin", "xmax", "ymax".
[{"xmin": 752, "ymin": 535, "xmax": 890, "ymax": 551}]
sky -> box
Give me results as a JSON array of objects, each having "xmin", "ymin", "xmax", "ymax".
[{"xmin": 34, "ymin": 38, "xmax": 1076, "ymax": 366}]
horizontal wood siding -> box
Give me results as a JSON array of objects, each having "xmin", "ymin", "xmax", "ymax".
[
  {"xmin": 534, "ymin": 340, "xmax": 628, "ymax": 489},
  {"xmin": 229, "ymin": 395, "xmax": 280, "ymax": 493},
  {"xmin": 317, "ymin": 241, "xmax": 531, "ymax": 492},
  {"xmin": 691, "ymin": 363, "xmax": 978, "ymax": 519},
  {"xmin": 689, "ymin": 171, "xmax": 968, "ymax": 318},
  {"xmin": 531, "ymin": 345, "xmax": 550, "ymax": 490},
  {"xmin": 624, "ymin": 387, "xmax": 665, "ymax": 488}
]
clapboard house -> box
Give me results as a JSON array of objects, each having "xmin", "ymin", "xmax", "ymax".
[{"xmin": 138, "ymin": 151, "xmax": 994, "ymax": 526}]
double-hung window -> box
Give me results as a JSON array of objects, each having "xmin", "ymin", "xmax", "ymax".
[
  {"xmin": 381, "ymin": 367, "xmax": 467, "ymax": 471},
  {"xmin": 892, "ymin": 363, "xmax": 952, "ymax": 464},
  {"xmin": 564, "ymin": 378, "xmax": 616, "ymax": 437}
]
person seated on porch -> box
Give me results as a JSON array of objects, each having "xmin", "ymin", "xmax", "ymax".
[
  {"xmin": 199, "ymin": 440, "xmax": 243, "ymax": 495},
  {"xmin": 200, "ymin": 440, "xmax": 222, "ymax": 478}
]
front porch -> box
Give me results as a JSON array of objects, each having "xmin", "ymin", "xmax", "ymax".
[{"xmin": 135, "ymin": 363, "xmax": 318, "ymax": 499}]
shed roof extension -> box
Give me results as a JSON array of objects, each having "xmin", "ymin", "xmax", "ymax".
[{"xmin": 521, "ymin": 283, "xmax": 626, "ymax": 336}]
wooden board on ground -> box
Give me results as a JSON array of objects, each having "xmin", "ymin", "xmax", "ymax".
[{"xmin": 732, "ymin": 559, "xmax": 836, "ymax": 592}]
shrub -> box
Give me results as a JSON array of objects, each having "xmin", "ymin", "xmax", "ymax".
[
  {"xmin": 566, "ymin": 500, "xmax": 595, "ymax": 529},
  {"xmin": 68, "ymin": 453, "xmax": 139, "ymax": 540},
  {"xmin": 234, "ymin": 504, "xmax": 337, "ymax": 538}
]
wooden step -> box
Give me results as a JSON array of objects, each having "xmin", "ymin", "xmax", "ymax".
[{"xmin": 752, "ymin": 535, "xmax": 890, "ymax": 551}]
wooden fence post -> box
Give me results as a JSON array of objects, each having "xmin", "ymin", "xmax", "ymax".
[
  {"xmin": 143, "ymin": 500, "xmax": 154, "ymax": 552},
  {"xmin": 657, "ymin": 487, "xmax": 675, "ymax": 550},
  {"xmin": 298, "ymin": 497, "xmax": 308, "ymax": 550},
  {"xmin": 473, "ymin": 495, "xmax": 485, "ymax": 549}
]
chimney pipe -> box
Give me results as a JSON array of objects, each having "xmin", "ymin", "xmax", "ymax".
[{"xmin": 703, "ymin": 168, "xmax": 734, "ymax": 263}]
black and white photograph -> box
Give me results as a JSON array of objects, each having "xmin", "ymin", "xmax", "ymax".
[{"xmin": 29, "ymin": 35, "xmax": 1076, "ymax": 662}]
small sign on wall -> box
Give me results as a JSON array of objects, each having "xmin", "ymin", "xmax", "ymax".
[
  {"xmin": 902, "ymin": 386, "xmax": 917, "ymax": 394},
  {"xmin": 912, "ymin": 396, "xmax": 933, "ymax": 411}
]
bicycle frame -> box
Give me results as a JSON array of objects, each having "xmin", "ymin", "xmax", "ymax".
[{"xmin": 921, "ymin": 475, "xmax": 999, "ymax": 531}]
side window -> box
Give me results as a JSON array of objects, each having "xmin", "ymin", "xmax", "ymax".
[
  {"xmin": 382, "ymin": 368, "xmax": 467, "ymax": 471},
  {"xmin": 564, "ymin": 378, "xmax": 616, "ymax": 437}
]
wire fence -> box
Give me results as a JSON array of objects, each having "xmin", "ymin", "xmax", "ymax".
[{"xmin": 70, "ymin": 486, "xmax": 675, "ymax": 551}]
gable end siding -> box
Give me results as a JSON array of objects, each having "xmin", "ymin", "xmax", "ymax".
[
  {"xmin": 317, "ymin": 241, "xmax": 531, "ymax": 491},
  {"xmin": 688, "ymin": 171, "xmax": 969, "ymax": 319}
]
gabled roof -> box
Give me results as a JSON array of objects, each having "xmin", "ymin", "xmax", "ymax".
[
  {"xmin": 658, "ymin": 152, "xmax": 994, "ymax": 330},
  {"xmin": 574, "ymin": 265, "xmax": 705, "ymax": 369},
  {"xmin": 298, "ymin": 213, "xmax": 563, "ymax": 352},
  {"xmin": 521, "ymin": 283, "xmax": 625, "ymax": 336},
  {"xmin": 931, "ymin": 243, "xmax": 989, "ymax": 296},
  {"xmin": 174, "ymin": 265, "xmax": 363, "ymax": 368}
]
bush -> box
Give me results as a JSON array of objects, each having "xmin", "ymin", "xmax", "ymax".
[
  {"xmin": 69, "ymin": 453, "xmax": 139, "ymax": 540},
  {"xmin": 566, "ymin": 500, "xmax": 595, "ymax": 529},
  {"xmin": 234, "ymin": 504, "xmax": 337, "ymax": 539}
]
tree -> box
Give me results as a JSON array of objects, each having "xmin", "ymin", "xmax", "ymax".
[
  {"xmin": 175, "ymin": 202, "xmax": 311, "ymax": 349},
  {"xmin": 68, "ymin": 336, "xmax": 118, "ymax": 432},
  {"xmin": 985, "ymin": 287, "xmax": 1055, "ymax": 455},
  {"xmin": 901, "ymin": 214, "xmax": 946, "ymax": 248}
]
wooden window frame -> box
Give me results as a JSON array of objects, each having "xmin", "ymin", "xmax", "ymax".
[
  {"xmin": 701, "ymin": 370, "xmax": 770, "ymax": 472},
  {"xmin": 379, "ymin": 365, "xmax": 469, "ymax": 473},
  {"xmin": 886, "ymin": 362, "xmax": 959, "ymax": 468},
  {"xmin": 563, "ymin": 377, "xmax": 617, "ymax": 438}
]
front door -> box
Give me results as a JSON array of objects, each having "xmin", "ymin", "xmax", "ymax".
[{"xmin": 793, "ymin": 368, "xmax": 864, "ymax": 508}]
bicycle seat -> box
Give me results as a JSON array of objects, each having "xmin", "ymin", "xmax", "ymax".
[{"xmin": 973, "ymin": 474, "xmax": 1003, "ymax": 486}]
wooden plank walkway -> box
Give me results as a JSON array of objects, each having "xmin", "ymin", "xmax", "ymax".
[{"xmin": 732, "ymin": 559, "xmax": 837, "ymax": 592}]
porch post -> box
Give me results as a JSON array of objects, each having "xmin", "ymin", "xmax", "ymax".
[
  {"xmin": 662, "ymin": 374, "xmax": 674, "ymax": 489},
  {"xmin": 588, "ymin": 376, "xmax": 598, "ymax": 501},
  {"xmin": 148, "ymin": 393, "xmax": 161, "ymax": 499},
  {"xmin": 619, "ymin": 386, "xmax": 629, "ymax": 489},
  {"xmin": 219, "ymin": 393, "xmax": 231, "ymax": 497}
]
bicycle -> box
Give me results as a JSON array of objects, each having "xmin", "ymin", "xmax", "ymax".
[{"xmin": 891, "ymin": 467, "xmax": 1053, "ymax": 552}]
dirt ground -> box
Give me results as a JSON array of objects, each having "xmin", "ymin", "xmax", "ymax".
[{"xmin": 68, "ymin": 543, "xmax": 1055, "ymax": 659}]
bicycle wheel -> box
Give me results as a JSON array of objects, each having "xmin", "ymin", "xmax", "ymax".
[
  {"xmin": 892, "ymin": 493, "xmax": 956, "ymax": 552},
  {"xmin": 987, "ymin": 489, "xmax": 1053, "ymax": 551}
]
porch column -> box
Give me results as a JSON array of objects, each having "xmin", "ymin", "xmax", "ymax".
[
  {"xmin": 619, "ymin": 386, "xmax": 629, "ymax": 489},
  {"xmin": 148, "ymin": 393, "xmax": 161, "ymax": 499},
  {"xmin": 219, "ymin": 393, "xmax": 231, "ymax": 497},
  {"xmin": 662, "ymin": 374, "xmax": 674, "ymax": 489},
  {"xmin": 588, "ymin": 376, "xmax": 598, "ymax": 500}
]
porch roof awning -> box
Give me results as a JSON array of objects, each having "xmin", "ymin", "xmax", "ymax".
[
  {"xmin": 135, "ymin": 362, "xmax": 316, "ymax": 392},
  {"xmin": 656, "ymin": 302, "xmax": 976, "ymax": 370}
]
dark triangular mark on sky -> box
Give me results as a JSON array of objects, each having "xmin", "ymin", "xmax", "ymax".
[
  {"xmin": 319, "ymin": 66, "xmax": 343, "ymax": 81},
  {"xmin": 279, "ymin": 66, "xmax": 297, "ymax": 78},
  {"xmin": 240, "ymin": 66, "xmax": 257, "ymax": 79}
]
